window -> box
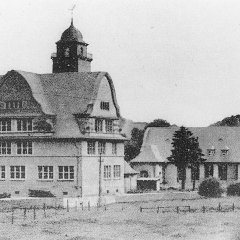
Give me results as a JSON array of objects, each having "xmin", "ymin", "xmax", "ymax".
[
  {"xmin": 100, "ymin": 101, "xmax": 109, "ymax": 111},
  {"xmin": 17, "ymin": 119, "xmax": 33, "ymax": 132},
  {"xmin": 98, "ymin": 142, "xmax": 106, "ymax": 155},
  {"xmin": 104, "ymin": 165, "xmax": 111, "ymax": 179},
  {"xmin": 177, "ymin": 167, "xmax": 184, "ymax": 182},
  {"xmin": 10, "ymin": 166, "xmax": 25, "ymax": 179},
  {"xmin": 87, "ymin": 141, "xmax": 95, "ymax": 154},
  {"xmin": 113, "ymin": 165, "xmax": 120, "ymax": 178},
  {"xmin": 38, "ymin": 166, "xmax": 53, "ymax": 180},
  {"xmin": 106, "ymin": 120, "xmax": 113, "ymax": 133},
  {"xmin": 140, "ymin": 170, "xmax": 148, "ymax": 178},
  {"xmin": 112, "ymin": 143, "xmax": 117, "ymax": 155},
  {"xmin": 6, "ymin": 101, "xmax": 22, "ymax": 109},
  {"xmin": 95, "ymin": 119, "xmax": 103, "ymax": 132},
  {"xmin": 205, "ymin": 164, "xmax": 213, "ymax": 178},
  {"xmin": 191, "ymin": 165, "xmax": 200, "ymax": 181},
  {"xmin": 233, "ymin": 164, "xmax": 238, "ymax": 180},
  {"xmin": 0, "ymin": 166, "xmax": 5, "ymax": 179},
  {"xmin": 218, "ymin": 164, "xmax": 227, "ymax": 180},
  {"xmin": 17, "ymin": 141, "xmax": 32, "ymax": 155},
  {"xmin": 64, "ymin": 47, "xmax": 70, "ymax": 57},
  {"xmin": 0, "ymin": 119, "xmax": 11, "ymax": 132},
  {"xmin": 0, "ymin": 142, "xmax": 11, "ymax": 155},
  {"xmin": 58, "ymin": 166, "xmax": 74, "ymax": 180},
  {"xmin": 221, "ymin": 149, "xmax": 229, "ymax": 157},
  {"xmin": 207, "ymin": 149, "xmax": 215, "ymax": 157},
  {"xmin": 0, "ymin": 102, "xmax": 5, "ymax": 109}
]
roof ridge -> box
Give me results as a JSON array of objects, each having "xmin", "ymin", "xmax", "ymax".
[
  {"xmin": 15, "ymin": 70, "xmax": 40, "ymax": 75},
  {"xmin": 39, "ymin": 71, "xmax": 103, "ymax": 76}
]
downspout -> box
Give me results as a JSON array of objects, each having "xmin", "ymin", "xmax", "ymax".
[{"xmin": 74, "ymin": 139, "xmax": 82, "ymax": 197}]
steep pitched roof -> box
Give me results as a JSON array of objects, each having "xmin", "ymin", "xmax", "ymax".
[
  {"xmin": 0, "ymin": 70, "xmax": 121, "ymax": 138},
  {"xmin": 131, "ymin": 127, "xmax": 240, "ymax": 163},
  {"xmin": 124, "ymin": 161, "xmax": 138, "ymax": 175},
  {"xmin": 131, "ymin": 145, "xmax": 165, "ymax": 163}
]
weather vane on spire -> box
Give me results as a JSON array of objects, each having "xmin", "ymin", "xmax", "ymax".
[{"xmin": 69, "ymin": 4, "xmax": 76, "ymax": 24}]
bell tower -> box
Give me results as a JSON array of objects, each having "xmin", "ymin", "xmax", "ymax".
[{"xmin": 51, "ymin": 19, "xmax": 93, "ymax": 73}]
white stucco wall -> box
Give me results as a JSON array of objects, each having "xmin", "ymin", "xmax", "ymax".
[
  {"xmin": 91, "ymin": 76, "xmax": 117, "ymax": 118},
  {"xmin": 124, "ymin": 175, "xmax": 137, "ymax": 192},
  {"xmin": 81, "ymin": 140, "xmax": 125, "ymax": 197}
]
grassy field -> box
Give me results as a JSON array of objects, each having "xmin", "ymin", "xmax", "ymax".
[{"xmin": 0, "ymin": 195, "xmax": 240, "ymax": 240}]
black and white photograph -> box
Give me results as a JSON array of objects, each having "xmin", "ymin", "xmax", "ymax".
[{"xmin": 1, "ymin": 0, "xmax": 240, "ymax": 239}]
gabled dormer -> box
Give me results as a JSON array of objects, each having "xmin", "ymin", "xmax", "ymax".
[{"xmin": 74, "ymin": 73, "xmax": 122, "ymax": 136}]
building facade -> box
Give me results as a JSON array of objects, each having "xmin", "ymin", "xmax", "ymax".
[
  {"xmin": 0, "ymin": 20, "xmax": 125, "ymax": 198},
  {"xmin": 131, "ymin": 127, "xmax": 240, "ymax": 190}
]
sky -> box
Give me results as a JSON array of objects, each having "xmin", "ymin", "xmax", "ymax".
[{"xmin": 1, "ymin": 0, "xmax": 240, "ymax": 127}]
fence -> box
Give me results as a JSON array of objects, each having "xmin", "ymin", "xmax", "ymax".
[
  {"xmin": 1, "ymin": 200, "xmax": 111, "ymax": 224},
  {"xmin": 139, "ymin": 202, "xmax": 236, "ymax": 214},
  {"xmin": 0, "ymin": 199, "xmax": 239, "ymax": 225}
]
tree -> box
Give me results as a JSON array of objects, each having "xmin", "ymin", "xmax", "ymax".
[
  {"xmin": 124, "ymin": 128, "xmax": 144, "ymax": 162},
  {"xmin": 144, "ymin": 119, "xmax": 171, "ymax": 129},
  {"xmin": 167, "ymin": 126, "xmax": 205, "ymax": 190},
  {"xmin": 211, "ymin": 115, "xmax": 240, "ymax": 126}
]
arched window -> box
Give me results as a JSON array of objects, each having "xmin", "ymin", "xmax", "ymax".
[
  {"xmin": 64, "ymin": 48, "xmax": 70, "ymax": 57},
  {"xmin": 140, "ymin": 170, "xmax": 148, "ymax": 178}
]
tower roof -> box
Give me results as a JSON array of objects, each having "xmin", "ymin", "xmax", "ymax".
[{"xmin": 60, "ymin": 20, "xmax": 84, "ymax": 43}]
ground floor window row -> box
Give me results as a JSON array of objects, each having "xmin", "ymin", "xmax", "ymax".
[
  {"xmin": 204, "ymin": 163, "xmax": 238, "ymax": 180},
  {"xmin": 0, "ymin": 165, "xmax": 74, "ymax": 180},
  {"xmin": 176, "ymin": 163, "xmax": 238, "ymax": 182},
  {"xmin": 0, "ymin": 165, "xmax": 122, "ymax": 181}
]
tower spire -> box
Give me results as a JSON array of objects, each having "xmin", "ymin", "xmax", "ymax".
[{"xmin": 69, "ymin": 4, "xmax": 76, "ymax": 26}]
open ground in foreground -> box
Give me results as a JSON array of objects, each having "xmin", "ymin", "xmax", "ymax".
[{"xmin": 1, "ymin": 195, "xmax": 240, "ymax": 240}]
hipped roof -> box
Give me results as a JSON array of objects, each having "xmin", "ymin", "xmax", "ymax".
[
  {"xmin": 131, "ymin": 127, "xmax": 240, "ymax": 163},
  {"xmin": 124, "ymin": 161, "xmax": 138, "ymax": 175}
]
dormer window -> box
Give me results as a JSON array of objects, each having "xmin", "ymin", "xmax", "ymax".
[
  {"xmin": 0, "ymin": 102, "xmax": 5, "ymax": 109},
  {"xmin": 100, "ymin": 101, "xmax": 109, "ymax": 111},
  {"xmin": 221, "ymin": 149, "xmax": 229, "ymax": 157},
  {"xmin": 6, "ymin": 101, "xmax": 22, "ymax": 109},
  {"xmin": 207, "ymin": 149, "xmax": 215, "ymax": 157}
]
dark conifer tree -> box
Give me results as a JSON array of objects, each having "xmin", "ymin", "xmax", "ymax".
[{"xmin": 167, "ymin": 126, "xmax": 205, "ymax": 190}]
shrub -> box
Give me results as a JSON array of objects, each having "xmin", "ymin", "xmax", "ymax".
[
  {"xmin": 198, "ymin": 177, "xmax": 223, "ymax": 198},
  {"xmin": 127, "ymin": 189, "xmax": 143, "ymax": 194},
  {"xmin": 227, "ymin": 183, "xmax": 240, "ymax": 196},
  {"xmin": 29, "ymin": 189, "xmax": 55, "ymax": 198},
  {"xmin": 0, "ymin": 192, "xmax": 11, "ymax": 199}
]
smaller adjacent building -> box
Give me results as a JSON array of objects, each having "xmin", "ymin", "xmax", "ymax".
[
  {"xmin": 124, "ymin": 161, "xmax": 138, "ymax": 192},
  {"xmin": 131, "ymin": 127, "xmax": 240, "ymax": 190}
]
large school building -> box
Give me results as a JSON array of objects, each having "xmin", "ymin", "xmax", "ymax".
[{"xmin": 0, "ymin": 19, "xmax": 127, "ymax": 199}]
